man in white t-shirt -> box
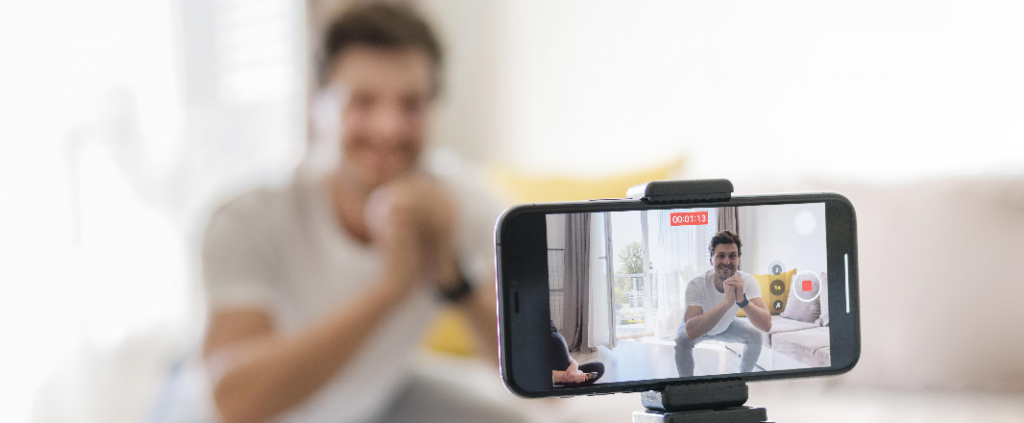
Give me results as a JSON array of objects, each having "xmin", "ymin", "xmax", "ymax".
[
  {"xmin": 674, "ymin": 231, "xmax": 773, "ymax": 377},
  {"xmin": 199, "ymin": 4, "xmax": 519, "ymax": 423}
]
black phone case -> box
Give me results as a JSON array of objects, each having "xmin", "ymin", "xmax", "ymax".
[{"xmin": 494, "ymin": 191, "xmax": 860, "ymax": 398}]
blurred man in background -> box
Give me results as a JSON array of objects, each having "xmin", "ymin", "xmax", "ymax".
[{"xmin": 199, "ymin": 3, "xmax": 517, "ymax": 423}]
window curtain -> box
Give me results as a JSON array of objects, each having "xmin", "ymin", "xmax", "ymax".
[
  {"xmin": 717, "ymin": 206, "xmax": 739, "ymax": 235},
  {"xmin": 562, "ymin": 213, "xmax": 591, "ymax": 352},
  {"xmin": 649, "ymin": 209, "xmax": 718, "ymax": 339}
]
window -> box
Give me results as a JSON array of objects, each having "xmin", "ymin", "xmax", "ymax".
[{"xmin": 608, "ymin": 208, "xmax": 719, "ymax": 340}]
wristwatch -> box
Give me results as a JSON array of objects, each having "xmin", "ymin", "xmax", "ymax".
[
  {"xmin": 736, "ymin": 294, "xmax": 750, "ymax": 308},
  {"xmin": 439, "ymin": 271, "xmax": 474, "ymax": 303}
]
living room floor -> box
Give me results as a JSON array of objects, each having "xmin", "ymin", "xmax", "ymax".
[
  {"xmin": 571, "ymin": 337, "xmax": 763, "ymax": 384},
  {"xmin": 415, "ymin": 353, "xmax": 1024, "ymax": 423}
]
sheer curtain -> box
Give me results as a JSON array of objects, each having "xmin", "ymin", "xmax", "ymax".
[
  {"xmin": 649, "ymin": 208, "xmax": 718, "ymax": 339},
  {"xmin": 587, "ymin": 212, "xmax": 613, "ymax": 351},
  {"xmin": 562, "ymin": 213, "xmax": 591, "ymax": 352},
  {"xmin": 562, "ymin": 212, "xmax": 616, "ymax": 353}
]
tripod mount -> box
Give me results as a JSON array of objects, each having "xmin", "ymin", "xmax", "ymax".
[{"xmin": 632, "ymin": 380, "xmax": 768, "ymax": 423}]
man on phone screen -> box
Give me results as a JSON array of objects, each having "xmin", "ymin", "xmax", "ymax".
[{"xmin": 674, "ymin": 231, "xmax": 772, "ymax": 377}]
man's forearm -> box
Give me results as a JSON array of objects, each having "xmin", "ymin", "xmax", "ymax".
[
  {"xmin": 460, "ymin": 281, "xmax": 499, "ymax": 363},
  {"xmin": 552, "ymin": 370, "xmax": 566, "ymax": 383},
  {"xmin": 552, "ymin": 359, "xmax": 578, "ymax": 383},
  {"xmin": 685, "ymin": 301, "xmax": 733, "ymax": 340},
  {"xmin": 744, "ymin": 301, "xmax": 772, "ymax": 332},
  {"xmin": 209, "ymin": 281, "xmax": 407, "ymax": 423}
]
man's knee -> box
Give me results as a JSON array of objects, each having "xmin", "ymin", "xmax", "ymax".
[
  {"xmin": 675, "ymin": 331, "xmax": 697, "ymax": 350},
  {"xmin": 734, "ymin": 323, "xmax": 763, "ymax": 345}
]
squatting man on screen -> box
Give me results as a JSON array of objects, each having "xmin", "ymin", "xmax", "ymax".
[{"xmin": 675, "ymin": 231, "xmax": 772, "ymax": 377}]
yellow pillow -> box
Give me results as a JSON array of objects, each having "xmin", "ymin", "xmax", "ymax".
[
  {"xmin": 422, "ymin": 307, "xmax": 480, "ymax": 356},
  {"xmin": 485, "ymin": 158, "xmax": 686, "ymax": 203},
  {"xmin": 738, "ymin": 268, "xmax": 796, "ymax": 317},
  {"xmin": 423, "ymin": 158, "xmax": 686, "ymax": 355}
]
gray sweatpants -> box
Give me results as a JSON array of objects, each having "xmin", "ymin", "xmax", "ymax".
[{"xmin": 674, "ymin": 319, "xmax": 763, "ymax": 377}]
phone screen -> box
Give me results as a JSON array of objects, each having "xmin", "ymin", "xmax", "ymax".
[
  {"xmin": 497, "ymin": 195, "xmax": 859, "ymax": 396},
  {"xmin": 495, "ymin": 191, "xmax": 864, "ymax": 395}
]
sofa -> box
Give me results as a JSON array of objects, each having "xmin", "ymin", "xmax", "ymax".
[
  {"xmin": 769, "ymin": 320, "xmax": 830, "ymax": 368},
  {"xmin": 738, "ymin": 310, "xmax": 831, "ymax": 371},
  {"xmin": 740, "ymin": 175, "xmax": 1024, "ymax": 390},
  {"xmin": 32, "ymin": 169, "xmax": 1024, "ymax": 423},
  {"xmin": 752, "ymin": 315, "xmax": 831, "ymax": 370}
]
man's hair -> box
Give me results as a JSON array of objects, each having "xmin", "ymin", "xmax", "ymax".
[
  {"xmin": 318, "ymin": 2, "xmax": 443, "ymax": 89},
  {"xmin": 709, "ymin": 230, "xmax": 742, "ymax": 257}
]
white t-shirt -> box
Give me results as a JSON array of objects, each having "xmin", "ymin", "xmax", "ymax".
[
  {"xmin": 201, "ymin": 161, "xmax": 504, "ymax": 423},
  {"xmin": 683, "ymin": 269, "xmax": 763, "ymax": 337}
]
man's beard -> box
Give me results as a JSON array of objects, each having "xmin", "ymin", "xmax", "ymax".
[{"xmin": 716, "ymin": 265, "xmax": 735, "ymax": 280}]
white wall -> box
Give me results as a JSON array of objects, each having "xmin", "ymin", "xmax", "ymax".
[
  {"xmin": 417, "ymin": 0, "xmax": 505, "ymax": 162},
  {"xmin": 739, "ymin": 203, "xmax": 827, "ymax": 277},
  {"xmin": 484, "ymin": 1, "xmax": 1024, "ymax": 181}
]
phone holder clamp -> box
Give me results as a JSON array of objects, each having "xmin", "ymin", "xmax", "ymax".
[
  {"xmin": 623, "ymin": 180, "xmax": 766, "ymax": 423},
  {"xmin": 627, "ymin": 179, "xmax": 733, "ymax": 204}
]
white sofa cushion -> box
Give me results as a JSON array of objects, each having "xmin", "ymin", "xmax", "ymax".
[
  {"xmin": 736, "ymin": 175, "xmax": 1024, "ymax": 390},
  {"xmin": 771, "ymin": 326, "xmax": 831, "ymax": 368}
]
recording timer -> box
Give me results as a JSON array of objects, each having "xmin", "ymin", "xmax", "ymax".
[{"xmin": 670, "ymin": 211, "xmax": 709, "ymax": 226}]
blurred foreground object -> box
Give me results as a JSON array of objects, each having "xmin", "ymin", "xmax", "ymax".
[{"xmin": 486, "ymin": 158, "xmax": 686, "ymax": 203}]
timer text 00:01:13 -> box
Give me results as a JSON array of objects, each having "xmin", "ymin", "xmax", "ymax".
[{"xmin": 670, "ymin": 211, "xmax": 708, "ymax": 226}]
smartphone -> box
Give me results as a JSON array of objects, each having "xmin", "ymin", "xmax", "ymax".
[{"xmin": 495, "ymin": 191, "xmax": 860, "ymax": 398}]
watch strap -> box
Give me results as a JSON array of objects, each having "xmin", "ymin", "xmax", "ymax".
[
  {"xmin": 439, "ymin": 271, "xmax": 474, "ymax": 303},
  {"xmin": 736, "ymin": 294, "xmax": 750, "ymax": 308}
]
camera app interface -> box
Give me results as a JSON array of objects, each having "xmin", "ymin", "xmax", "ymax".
[{"xmin": 545, "ymin": 204, "xmax": 829, "ymax": 387}]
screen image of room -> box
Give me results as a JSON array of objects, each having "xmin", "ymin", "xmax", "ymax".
[{"xmin": 546, "ymin": 204, "xmax": 830, "ymax": 386}]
